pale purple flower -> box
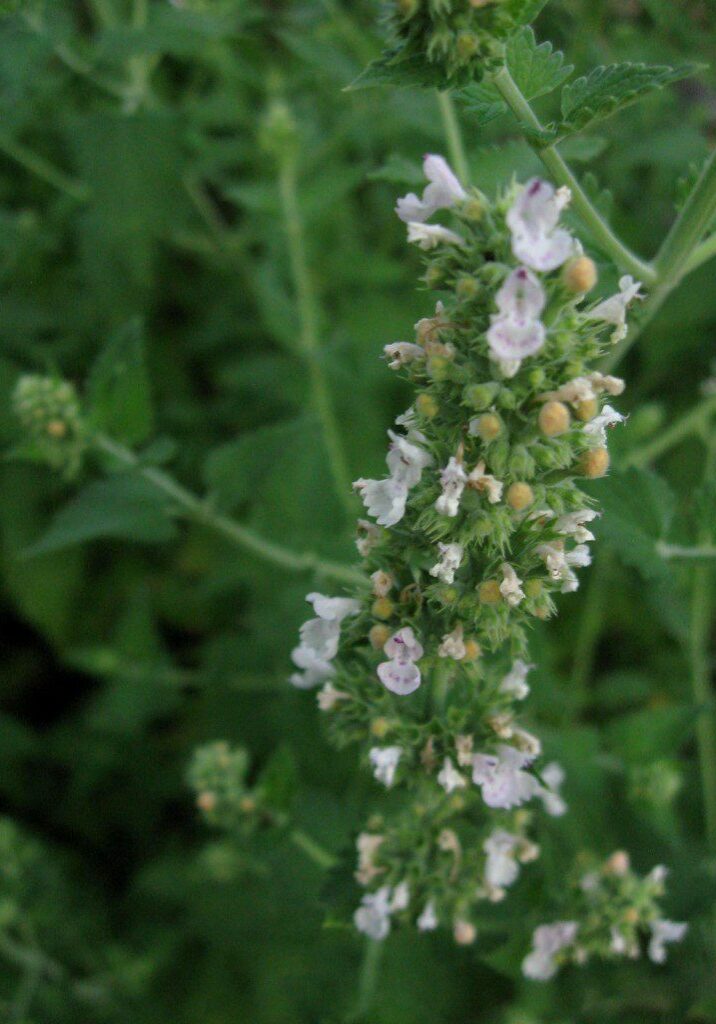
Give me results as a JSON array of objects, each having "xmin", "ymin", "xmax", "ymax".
[
  {"xmin": 648, "ymin": 920, "xmax": 687, "ymax": 964},
  {"xmin": 537, "ymin": 762, "xmax": 567, "ymax": 817},
  {"xmin": 437, "ymin": 756, "xmax": 467, "ymax": 794},
  {"xmin": 407, "ymin": 222, "xmax": 465, "ymax": 250},
  {"xmin": 369, "ymin": 746, "xmax": 403, "ymax": 788},
  {"xmin": 484, "ymin": 829, "xmax": 521, "ymax": 889},
  {"xmin": 507, "ymin": 178, "xmax": 574, "ymax": 272},
  {"xmin": 472, "ymin": 744, "xmax": 539, "ymax": 809},
  {"xmin": 396, "ymin": 154, "xmax": 466, "ymax": 224},
  {"xmin": 417, "ymin": 900, "xmax": 438, "ymax": 931},
  {"xmin": 377, "ymin": 627, "xmax": 424, "ymax": 696},
  {"xmin": 354, "ymin": 885, "xmax": 393, "ymax": 940},
  {"xmin": 522, "ymin": 921, "xmax": 579, "ymax": 980}
]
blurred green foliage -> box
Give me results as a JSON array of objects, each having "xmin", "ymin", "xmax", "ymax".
[{"xmin": 0, "ymin": 0, "xmax": 714, "ymax": 1021}]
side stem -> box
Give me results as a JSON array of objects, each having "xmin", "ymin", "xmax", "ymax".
[{"xmin": 437, "ymin": 91, "xmax": 470, "ymax": 185}]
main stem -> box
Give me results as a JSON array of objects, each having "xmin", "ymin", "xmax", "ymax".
[
  {"xmin": 277, "ymin": 156, "xmax": 354, "ymax": 514},
  {"xmin": 689, "ymin": 501, "xmax": 716, "ymax": 853},
  {"xmin": 94, "ymin": 435, "xmax": 363, "ymax": 586},
  {"xmin": 490, "ymin": 66, "xmax": 656, "ymax": 284}
]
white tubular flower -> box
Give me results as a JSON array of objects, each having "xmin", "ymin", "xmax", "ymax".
[
  {"xmin": 486, "ymin": 267, "xmax": 547, "ymax": 374},
  {"xmin": 436, "ymin": 456, "xmax": 468, "ymax": 517},
  {"xmin": 289, "ymin": 658, "xmax": 334, "ymax": 691},
  {"xmin": 484, "ymin": 829, "xmax": 521, "ymax": 889},
  {"xmin": 356, "ymin": 518, "xmax": 382, "ymax": 557},
  {"xmin": 290, "ymin": 611, "xmax": 343, "ymax": 688},
  {"xmin": 355, "ymin": 832, "xmax": 384, "ymax": 886},
  {"xmin": 537, "ymin": 762, "xmax": 567, "ymax": 817},
  {"xmin": 377, "ymin": 627, "xmax": 424, "ymax": 696},
  {"xmin": 522, "ymin": 921, "xmax": 579, "ymax": 981},
  {"xmin": 317, "ymin": 682, "xmax": 349, "ymax": 711},
  {"xmin": 500, "ymin": 563, "xmax": 525, "ymax": 606},
  {"xmin": 437, "ymin": 756, "xmax": 467, "ymax": 794},
  {"xmin": 417, "ymin": 900, "xmax": 439, "ymax": 931},
  {"xmin": 507, "ymin": 179, "xmax": 574, "ymax": 272},
  {"xmin": 384, "ymin": 341, "xmax": 425, "ymax": 370},
  {"xmin": 429, "ymin": 541, "xmax": 464, "ymax": 584},
  {"xmin": 586, "ymin": 275, "xmax": 644, "ymax": 343},
  {"xmin": 648, "ymin": 919, "xmax": 688, "ymax": 964},
  {"xmin": 540, "ymin": 376, "xmax": 596, "ymax": 405},
  {"xmin": 467, "ymin": 461, "xmax": 503, "ymax": 504},
  {"xmin": 369, "ymin": 746, "xmax": 403, "ymax": 788},
  {"xmin": 396, "ymin": 154, "xmax": 466, "ymax": 224},
  {"xmin": 354, "ymin": 885, "xmax": 393, "ymax": 940},
  {"xmin": 306, "ymin": 592, "xmax": 361, "ymax": 622},
  {"xmin": 414, "ymin": 300, "xmax": 449, "ymax": 344},
  {"xmin": 371, "ymin": 570, "xmax": 393, "ymax": 598},
  {"xmin": 472, "ymin": 744, "xmax": 540, "ymax": 809},
  {"xmin": 495, "ymin": 265, "xmax": 546, "ymax": 320},
  {"xmin": 354, "ymin": 476, "xmax": 409, "ymax": 527},
  {"xmin": 555, "ymin": 509, "xmax": 599, "ymax": 543},
  {"xmin": 583, "ymin": 404, "xmax": 626, "ymax": 445},
  {"xmin": 438, "ymin": 625, "xmax": 467, "ymax": 660},
  {"xmin": 391, "ymin": 881, "xmax": 411, "ymax": 912},
  {"xmin": 386, "ymin": 430, "xmax": 433, "ymax": 487},
  {"xmin": 499, "ymin": 660, "xmax": 532, "ymax": 700},
  {"xmin": 588, "ymin": 372, "xmax": 626, "ymax": 396},
  {"xmin": 407, "ymin": 222, "xmax": 465, "ymax": 250}
]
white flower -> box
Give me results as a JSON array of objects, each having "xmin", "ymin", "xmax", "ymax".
[
  {"xmin": 507, "ymin": 179, "xmax": 574, "ymax": 272},
  {"xmin": 306, "ymin": 592, "xmax": 361, "ymax": 623},
  {"xmin": 495, "ymin": 265, "xmax": 546, "ymax": 320},
  {"xmin": 537, "ymin": 541, "xmax": 590, "ymax": 593},
  {"xmin": 583, "ymin": 404, "xmax": 626, "ymax": 445},
  {"xmin": 369, "ymin": 746, "xmax": 402, "ymax": 788},
  {"xmin": 537, "ymin": 762, "xmax": 567, "ymax": 816},
  {"xmin": 354, "ymin": 476, "xmax": 409, "ymax": 527},
  {"xmin": 522, "ymin": 921, "xmax": 579, "ymax": 981},
  {"xmin": 355, "ymin": 832, "xmax": 384, "ymax": 886},
  {"xmin": 499, "ymin": 660, "xmax": 532, "ymax": 700},
  {"xmin": 407, "ymin": 222, "xmax": 465, "ymax": 250},
  {"xmin": 487, "ymin": 317, "xmax": 546, "ymax": 370},
  {"xmin": 371, "ymin": 570, "xmax": 393, "ymax": 597},
  {"xmin": 435, "ymin": 456, "xmax": 468, "ymax": 517},
  {"xmin": 391, "ymin": 881, "xmax": 411, "ymax": 911},
  {"xmin": 647, "ymin": 864, "xmax": 669, "ymax": 887},
  {"xmin": 354, "ymin": 885, "xmax": 393, "ymax": 940},
  {"xmin": 384, "ymin": 341, "xmax": 425, "ymax": 369},
  {"xmin": 317, "ymin": 682, "xmax": 349, "ymax": 711},
  {"xmin": 437, "ymin": 757, "xmax": 467, "ymax": 794},
  {"xmin": 500, "ymin": 562, "xmax": 525, "ymax": 606},
  {"xmin": 484, "ymin": 829, "xmax": 521, "ymax": 889},
  {"xmin": 414, "ymin": 300, "xmax": 449, "ymax": 344},
  {"xmin": 290, "ymin": 615, "xmax": 341, "ymax": 689},
  {"xmin": 438, "ymin": 625, "xmax": 467, "ymax": 660},
  {"xmin": 586, "ymin": 275, "xmax": 644, "ymax": 343},
  {"xmin": 396, "ymin": 154, "xmax": 466, "ymax": 223},
  {"xmin": 555, "ymin": 509, "xmax": 599, "ymax": 543},
  {"xmin": 467, "ymin": 460, "xmax": 503, "ymax": 504},
  {"xmin": 417, "ymin": 900, "xmax": 439, "ymax": 931},
  {"xmin": 289, "ymin": 657, "xmax": 334, "ymax": 690},
  {"xmin": 356, "ymin": 518, "xmax": 382, "ymax": 557},
  {"xmin": 648, "ymin": 919, "xmax": 687, "ymax": 964},
  {"xmin": 588, "ymin": 372, "xmax": 626, "ymax": 396},
  {"xmin": 386, "ymin": 430, "xmax": 433, "ymax": 487},
  {"xmin": 472, "ymin": 744, "xmax": 539, "ymax": 809},
  {"xmin": 512, "ymin": 726, "xmax": 542, "ymax": 758},
  {"xmin": 377, "ymin": 627, "xmax": 424, "ymax": 696},
  {"xmin": 429, "ymin": 542, "xmax": 464, "ymax": 584}
]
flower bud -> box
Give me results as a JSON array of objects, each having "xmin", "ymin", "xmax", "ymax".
[
  {"xmin": 508, "ymin": 444, "xmax": 535, "ymax": 479},
  {"xmin": 461, "ymin": 197, "xmax": 484, "ymax": 222},
  {"xmin": 371, "ymin": 597, "xmax": 394, "ymax": 620},
  {"xmin": 478, "ymin": 580, "xmax": 502, "ymax": 605},
  {"xmin": 464, "ymin": 382, "xmax": 499, "ymax": 410},
  {"xmin": 580, "ymin": 447, "xmax": 610, "ymax": 478},
  {"xmin": 415, "ymin": 393, "xmax": 439, "ymax": 419},
  {"xmin": 497, "ymin": 387, "xmax": 518, "ymax": 410},
  {"xmin": 455, "ymin": 32, "xmax": 479, "ymax": 60},
  {"xmin": 506, "ymin": 482, "xmax": 534, "ymax": 512},
  {"xmin": 472, "ymin": 412, "xmax": 502, "ymax": 442},
  {"xmin": 455, "ymin": 275, "xmax": 480, "ymax": 300},
  {"xmin": 563, "ymin": 256, "xmax": 598, "ymax": 294},
  {"xmin": 606, "ymin": 850, "xmax": 630, "ymax": 876},
  {"xmin": 370, "ymin": 717, "xmax": 391, "ymax": 739},
  {"xmin": 528, "ymin": 368, "xmax": 546, "ymax": 390},
  {"xmin": 424, "ymin": 266, "xmax": 444, "ymax": 289},
  {"xmin": 369, "ymin": 624, "xmax": 392, "ymax": 650},
  {"xmin": 575, "ymin": 398, "xmax": 598, "ymax": 422},
  {"xmin": 453, "ymin": 919, "xmax": 477, "ymax": 945},
  {"xmin": 538, "ymin": 401, "xmax": 571, "ymax": 437},
  {"xmin": 463, "ymin": 639, "xmax": 481, "ymax": 661},
  {"xmin": 12, "ymin": 374, "xmax": 86, "ymax": 474},
  {"xmin": 524, "ymin": 578, "xmax": 543, "ymax": 599},
  {"xmin": 427, "ymin": 355, "xmax": 451, "ymax": 381}
]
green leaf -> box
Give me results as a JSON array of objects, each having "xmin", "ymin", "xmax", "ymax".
[
  {"xmin": 345, "ymin": 50, "xmax": 446, "ymax": 91},
  {"xmin": 86, "ymin": 319, "xmax": 153, "ymax": 445},
  {"xmin": 256, "ymin": 746, "xmax": 297, "ymax": 815},
  {"xmin": 23, "ymin": 473, "xmax": 176, "ymax": 556},
  {"xmin": 584, "ymin": 467, "xmax": 676, "ymax": 580},
  {"xmin": 504, "ymin": 0, "xmax": 553, "ymax": 26},
  {"xmin": 556, "ymin": 62, "xmax": 700, "ymax": 139}
]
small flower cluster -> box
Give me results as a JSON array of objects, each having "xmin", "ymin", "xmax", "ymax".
[
  {"xmin": 188, "ymin": 742, "xmax": 258, "ymax": 832},
  {"xmin": 11, "ymin": 374, "xmax": 86, "ymax": 476},
  {"xmin": 522, "ymin": 851, "xmax": 687, "ymax": 980},
  {"xmin": 384, "ymin": 0, "xmax": 534, "ymax": 87},
  {"xmin": 288, "ymin": 157, "xmax": 679, "ymax": 953}
]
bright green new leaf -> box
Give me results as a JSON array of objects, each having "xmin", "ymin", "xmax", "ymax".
[
  {"xmin": 23, "ymin": 473, "xmax": 176, "ymax": 556},
  {"xmin": 86, "ymin": 318, "xmax": 153, "ymax": 445}
]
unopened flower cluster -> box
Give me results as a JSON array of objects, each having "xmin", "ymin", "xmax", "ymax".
[
  {"xmin": 11, "ymin": 374, "xmax": 86, "ymax": 476},
  {"xmin": 288, "ymin": 155, "xmax": 681, "ymax": 964}
]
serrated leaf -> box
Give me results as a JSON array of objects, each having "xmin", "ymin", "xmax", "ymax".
[
  {"xmin": 584, "ymin": 467, "xmax": 676, "ymax": 580},
  {"xmin": 23, "ymin": 473, "xmax": 176, "ymax": 556},
  {"xmin": 346, "ymin": 50, "xmax": 446, "ymax": 91},
  {"xmin": 86, "ymin": 319, "xmax": 153, "ymax": 445},
  {"xmin": 504, "ymin": 0, "xmax": 553, "ymax": 26},
  {"xmin": 557, "ymin": 62, "xmax": 700, "ymax": 139}
]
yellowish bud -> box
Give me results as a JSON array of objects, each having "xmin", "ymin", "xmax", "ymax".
[
  {"xmin": 455, "ymin": 275, "xmax": 479, "ymax": 300},
  {"xmin": 370, "ymin": 717, "xmax": 391, "ymax": 739},
  {"xmin": 46, "ymin": 419, "xmax": 68, "ymax": 438},
  {"xmin": 369, "ymin": 624, "xmax": 392, "ymax": 650},
  {"xmin": 463, "ymin": 639, "xmax": 481, "ymax": 661},
  {"xmin": 624, "ymin": 907, "xmax": 640, "ymax": 925},
  {"xmin": 473, "ymin": 412, "xmax": 502, "ymax": 442},
  {"xmin": 575, "ymin": 397, "xmax": 599, "ymax": 422},
  {"xmin": 563, "ymin": 255, "xmax": 598, "ymax": 294},
  {"xmin": 506, "ymin": 481, "xmax": 534, "ymax": 512},
  {"xmin": 461, "ymin": 197, "xmax": 484, "ymax": 222},
  {"xmin": 371, "ymin": 597, "xmax": 394, "ymax": 620},
  {"xmin": 606, "ymin": 850, "xmax": 630, "ymax": 876},
  {"xmin": 478, "ymin": 580, "xmax": 502, "ymax": 605},
  {"xmin": 538, "ymin": 400, "xmax": 571, "ymax": 437},
  {"xmin": 196, "ymin": 791, "xmax": 217, "ymax": 813},
  {"xmin": 524, "ymin": 578, "xmax": 543, "ymax": 599},
  {"xmin": 239, "ymin": 796, "xmax": 256, "ymax": 814},
  {"xmin": 453, "ymin": 919, "xmax": 477, "ymax": 945},
  {"xmin": 580, "ymin": 447, "xmax": 610, "ymax": 478},
  {"xmin": 416, "ymin": 392, "xmax": 439, "ymax": 419}
]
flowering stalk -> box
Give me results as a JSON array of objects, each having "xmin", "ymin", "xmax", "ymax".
[{"xmin": 288, "ymin": 154, "xmax": 685, "ymax": 972}]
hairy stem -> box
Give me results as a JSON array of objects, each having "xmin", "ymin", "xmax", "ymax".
[
  {"xmin": 277, "ymin": 155, "xmax": 354, "ymax": 514},
  {"xmin": 0, "ymin": 133, "xmax": 90, "ymax": 202},
  {"xmin": 622, "ymin": 394, "xmax": 716, "ymax": 469},
  {"xmin": 94, "ymin": 435, "xmax": 363, "ymax": 586},
  {"xmin": 348, "ymin": 939, "xmax": 383, "ymax": 1023},
  {"xmin": 683, "ymin": 231, "xmax": 716, "ymax": 277},
  {"xmin": 659, "ymin": 543, "xmax": 716, "ymax": 561},
  {"xmin": 489, "ymin": 66, "xmax": 656, "ymax": 284},
  {"xmin": 290, "ymin": 829, "xmax": 338, "ymax": 870},
  {"xmin": 438, "ymin": 91, "xmax": 470, "ymax": 185}
]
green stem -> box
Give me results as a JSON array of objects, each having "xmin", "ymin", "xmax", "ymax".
[
  {"xmin": 277, "ymin": 155, "xmax": 354, "ymax": 513},
  {"xmin": 290, "ymin": 829, "xmax": 338, "ymax": 870},
  {"xmin": 570, "ymin": 553, "xmax": 610, "ymax": 712},
  {"xmin": 683, "ymin": 231, "xmax": 716, "ymax": 277},
  {"xmin": 348, "ymin": 939, "xmax": 383, "ymax": 1022},
  {"xmin": 489, "ymin": 66, "xmax": 656, "ymax": 284},
  {"xmin": 93, "ymin": 434, "xmax": 363, "ymax": 586},
  {"xmin": 437, "ymin": 92, "xmax": 470, "ymax": 185},
  {"xmin": 658, "ymin": 543, "xmax": 716, "ymax": 561},
  {"xmin": 0, "ymin": 133, "xmax": 90, "ymax": 202},
  {"xmin": 622, "ymin": 394, "xmax": 716, "ymax": 469}
]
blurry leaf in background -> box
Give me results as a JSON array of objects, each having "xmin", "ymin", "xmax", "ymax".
[{"xmin": 87, "ymin": 318, "xmax": 153, "ymax": 444}]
